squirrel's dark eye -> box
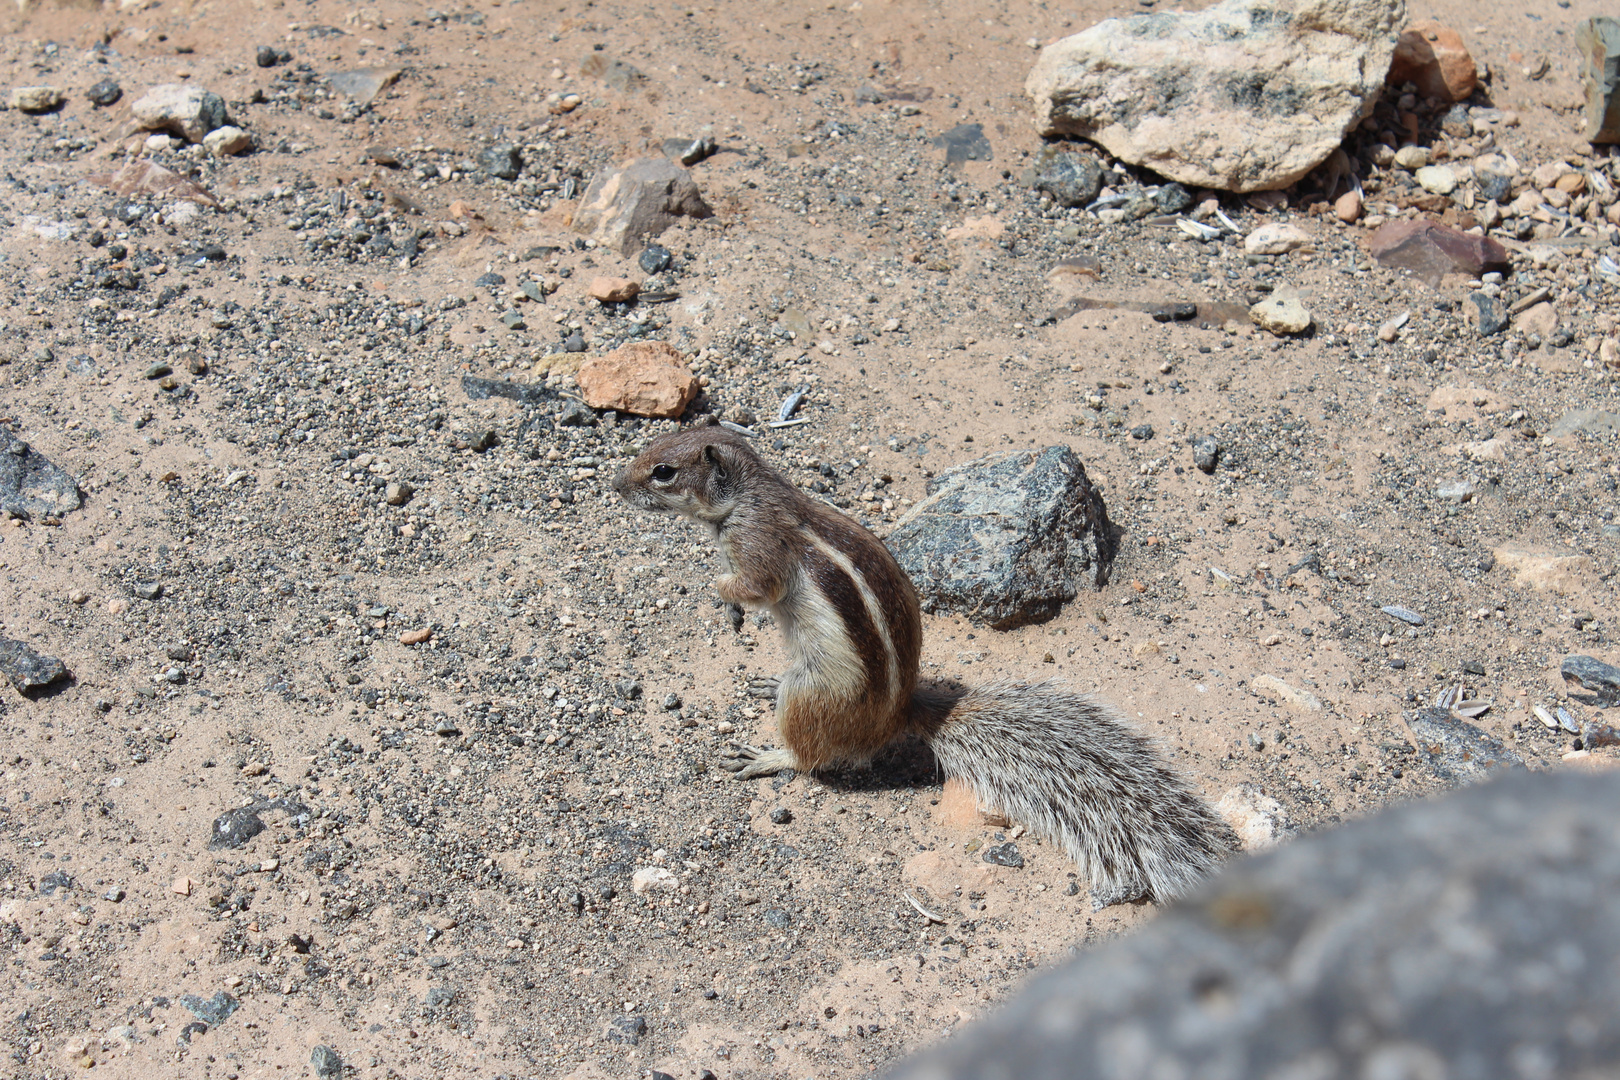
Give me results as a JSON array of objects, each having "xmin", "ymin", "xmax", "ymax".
[{"xmin": 651, "ymin": 464, "xmax": 677, "ymax": 482}]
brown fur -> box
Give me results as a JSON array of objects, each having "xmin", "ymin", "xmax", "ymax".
[
  {"xmin": 614, "ymin": 423, "xmax": 919, "ymax": 769},
  {"xmin": 614, "ymin": 422, "xmax": 1237, "ymax": 904}
]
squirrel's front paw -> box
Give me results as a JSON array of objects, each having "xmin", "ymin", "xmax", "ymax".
[
  {"xmin": 719, "ymin": 743, "xmax": 798, "ymax": 780},
  {"xmin": 725, "ymin": 602, "xmax": 745, "ymax": 633}
]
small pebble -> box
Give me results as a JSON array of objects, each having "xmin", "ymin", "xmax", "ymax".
[
  {"xmin": 1381, "ymin": 605, "xmax": 1425, "ymax": 626},
  {"xmin": 1193, "ymin": 435, "xmax": 1219, "ymax": 473}
]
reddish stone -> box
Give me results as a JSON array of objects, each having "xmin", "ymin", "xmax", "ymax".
[
  {"xmin": 576, "ymin": 341, "xmax": 698, "ymax": 418},
  {"xmin": 1389, "ymin": 20, "xmax": 1478, "ymax": 103},
  {"xmin": 588, "ymin": 276, "xmax": 640, "ymax": 303},
  {"xmin": 1367, "ymin": 219, "xmax": 1508, "ymax": 287}
]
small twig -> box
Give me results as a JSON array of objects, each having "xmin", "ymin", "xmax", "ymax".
[
  {"xmin": 716, "ymin": 420, "xmax": 756, "ymax": 437},
  {"xmin": 766, "ymin": 417, "xmax": 812, "ymax": 429},
  {"xmin": 904, "ymin": 892, "xmax": 946, "ymax": 924}
]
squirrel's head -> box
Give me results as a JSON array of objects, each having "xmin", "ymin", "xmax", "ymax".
[{"xmin": 613, "ymin": 418, "xmax": 763, "ymax": 525}]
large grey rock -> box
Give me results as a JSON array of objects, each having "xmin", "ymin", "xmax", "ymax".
[
  {"xmin": 889, "ymin": 768, "xmax": 1620, "ymax": 1080},
  {"xmin": 571, "ymin": 158, "xmax": 713, "ymax": 255},
  {"xmin": 1026, "ymin": 0, "xmax": 1404, "ymax": 192},
  {"xmin": 1577, "ymin": 18, "xmax": 1620, "ymax": 143},
  {"xmin": 129, "ymin": 83, "xmax": 227, "ymax": 143},
  {"xmin": 0, "ymin": 435, "xmax": 82, "ymax": 520},
  {"xmin": 887, "ymin": 446, "xmax": 1116, "ymax": 629}
]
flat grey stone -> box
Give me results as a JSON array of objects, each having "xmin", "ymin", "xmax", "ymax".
[
  {"xmin": 1405, "ymin": 707, "xmax": 1523, "ymax": 785},
  {"xmin": 324, "ymin": 67, "xmax": 402, "ymax": 105},
  {"xmin": 889, "ymin": 769, "xmax": 1620, "ymax": 1080},
  {"xmin": 888, "ymin": 446, "xmax": 1116, "ymax": 628},
  {"xmin": 0, "ymin": 637, "xmax": 68, "ymax": 694},
  {"xmin": 179, "ymin": 991, "xmax": 239, "ymax": 1026},
  {"xmin": 1548, "ymin": 409, "xmax": 1620, "ymax": 438},
  {"xmin": 933, "ymin": 123, "xmax": 992, "ymax": 168},
  {"xmin": 0, "ymin": 436, "xmax": 82, "ymax": 521},
  {"xmin": 461, "ymin": 375, "xmax": 555, "ymax": 406},
  {"xmin": 1563, "ymin": 654, "xmax": 1620, "ymax": 705}
]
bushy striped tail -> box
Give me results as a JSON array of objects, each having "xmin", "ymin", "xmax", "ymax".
[{"xmin": 914, "ymin": 679, "xmax": 1238, "ymax": 905}]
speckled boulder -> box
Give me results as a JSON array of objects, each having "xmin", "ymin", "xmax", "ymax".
[
  {"xmin": 1027, "ymin": 0, "xmax": 1404, "ymax": 192},
  {"xmin": 887, "ymin": 446, "xmax": 1116, "ymax": 629}
]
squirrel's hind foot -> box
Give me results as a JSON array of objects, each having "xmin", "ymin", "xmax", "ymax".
[
  {"xmin": 1089, "ymin": 878, "xmax": 1150, "ymax": 911},
  {"xmin": 744, "ymin": 676, "xmax": 780, "ymax": 701},
  {"xmin": 719, "ymin": 743, "xmax": 799, "ymax": 780}
]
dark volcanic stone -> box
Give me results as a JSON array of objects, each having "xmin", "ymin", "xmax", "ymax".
[
  {"xmin": 1405, "ymin": 707, "xmax": 1523, "ymax": 786},
  {"xmin": 208, "ymin": 807, "xmax": 266, "ymax": 849},
  {"xmin": 1563, "ymin": 654, "xmax": 1620, "ymax": 705},
  {"xmin": 86, "ymin": 79, "xmax": 122, "ymax": 106},
  {"xmin": 1465, "ymin": 291, "xmax": 1508, "ymax": 336},
  {"xmin": 0, "ymin": 637, "xmax": 69, "ymax": 694},
  {"xmin": 479, "ymin": 143, "xmax": 522, "ymax": 180},
  {"xmin": 982, "ymin": 843, "xmax": 1024, "ymax": 868},
  {"xmin": 0, "ymin": 436, "xmax": 82, "ymax": 520},
  {"xmin": 1193, "ymin": 435, "xmax": 1220, "ymax": 473},
  {"xmin": 311, "ymin": 1045, "xmax": 343, "ymax": 1078},
  {"xmin": 1154, "ymin": 182, "xmax": 1193, "ymax": 213},
  {"xmin": 1029, "ymin": 146, "xmax": 1103, "ymax": 208},
  {"xmin": 639, "ymin": 244, "xmax": 673, "ymax": 274},
  {"xmin": 888, "ymin": 446, "xmax": 1117, "ymax": 628},
  {"xmin": 607, "ymin": 1016, "xmax": 647, "ymax": 1045}
]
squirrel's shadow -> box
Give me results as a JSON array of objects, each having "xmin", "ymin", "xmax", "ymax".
[
  {"xmin": 774, "ymin": 678, "xmax": 973, "ymax": 793},
  {"xmin": 811, "ymin": 734, "xmax": 941, "ymax": 793}
]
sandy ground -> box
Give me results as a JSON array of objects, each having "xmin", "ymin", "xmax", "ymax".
[{"xmin": 1, "ymin": 0, "xmax": 1618, "ymax": 1077}]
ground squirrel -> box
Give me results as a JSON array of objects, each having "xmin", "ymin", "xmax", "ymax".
[{"xmin": 614, "ymin": 421, "xmax": 1238, "ymax": 905}]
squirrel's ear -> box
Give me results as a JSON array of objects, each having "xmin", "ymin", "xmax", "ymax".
[
  {"xmin": 696, "ymin": 415, "xmax": 721, "ymax": 429},
  {"xmin": 702, "ymin": 439, "xmax": 749, "ymax": 487}
]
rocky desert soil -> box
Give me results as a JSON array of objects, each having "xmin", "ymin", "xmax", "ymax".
[{"xmin": 1, "ymin": 0, "xmax": 1618, "ymax": 1077}]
